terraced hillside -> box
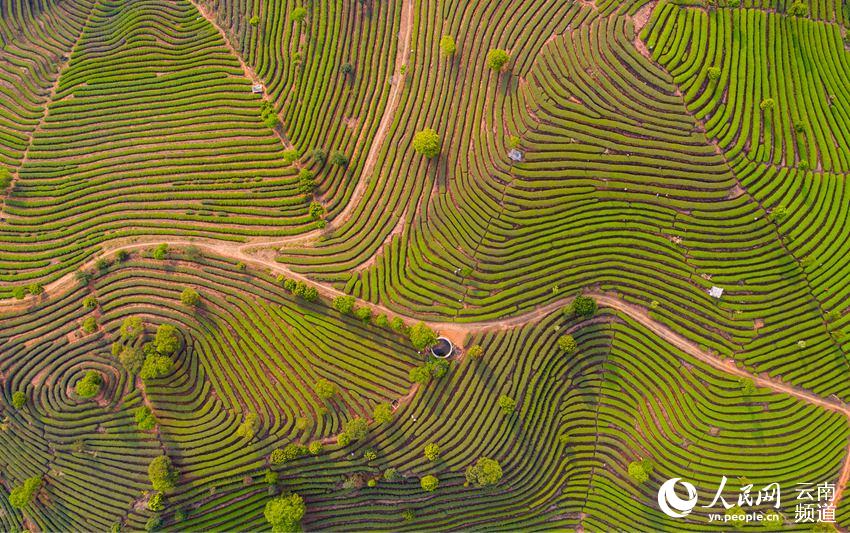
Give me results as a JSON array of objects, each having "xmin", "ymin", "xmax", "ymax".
[{"xmin": 2, "ymin": 0, "xmax": 850, "ymax": 531}]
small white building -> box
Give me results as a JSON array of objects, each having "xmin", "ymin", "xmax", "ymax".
[
  {"xmin": 708, "ymin": 286, "xmax": 724, "ymax": 299},
  {"xmin": 508, "ymin": 149, "xmax": 523, "ymax": 162},
  {"xmin": 251, "ymin": 84, "xmax": 263, "ymax": 94}
]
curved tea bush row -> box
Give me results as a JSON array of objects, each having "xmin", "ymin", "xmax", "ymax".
[
  {"xmin": 0, "ymin": 249, "xmax": 420, "ymax": 531},
  {"xmin": 0, "ymin": 0, "xmax": 316, "ymax": 294},
  {"xmin": 197, "ymin": 0, "xmax": 402, "ymax": 220},
  {"xmin": 195, "ymin": 306, "xmax": 845, "ymax": 531},
  {"xmin": 644, "ymin": 2, "xmax": 850, "ymax": 172},
  {"xmin": 281, "ymin": 12, "xmax": 850, "ymax": 400}
]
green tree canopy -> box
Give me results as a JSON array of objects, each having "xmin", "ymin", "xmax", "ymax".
[
  {"xmin": 314, "ymin": 378, "xmax": 337, "ymax": 400},
  {"xmin": 486, "ymin": 49, "xmax": 510, "ymax": 71},
  {"xmin": 439, "ymin": 35, "xmax": 457, "ymax": 57},
  {"xmin": 74, "ymin": 370, "xmax": 102, "ymax": 399},
  {"xmin": 140, "ymin": 354, "xmax": 173, "ymax": 381},
  {"xmin": 264, "ymin": 493, "xmax": 306, "ymax": 533},
  {"xmin": 412, "ymin": 128, "xmax": 441, "ymax": 158},
  {"xmin": 498, "ymin": 395, "xmax": 516, "ymax": 415},
  {"xmin": 409, "ymin": 322, "xmax": 437, "ymax": 350},
  {"xmin": 424, "ymin": 442, "xmax": 440, "ymax": 462},
  {"xmin": 558, "ymin": 334, "xmax": 577, "ymax": 354},
  {"xmin": 627, "ymin": 459, "xmax": 653, "ymax": 484},
  {"xmin": 9, "ymin": 476, "xmax": 42, "ymax": 509},
  {"xmin": 154, "ymin": 324, "xmax": 180, "ymax": 355},
  {"xmin": 465, "ymin": 457, "xmax": 503, "ymax": 487},
  {"xmin": 148, "ymin": 455, "xmax": 178, "ymax": 492},
  {"xmin": 373, "ymin": 403, "xmax": 393, "ymax": 424},
  {"xmin": 180, "ymin": 288, "xmax": 200, "ymax": 307},
  {"xmin": 420, "ymin": 475, "xmax": 439, "ymax": 492}
]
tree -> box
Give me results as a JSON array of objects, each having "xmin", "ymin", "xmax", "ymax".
[
  {"xmin": 498, "ymin": 395, "xmax": 516, "ymax": 415},
  {"xmin": 116, "ymin": 250, "xmax": 130, "ymax": 262},
  {"xmin": 465, "ymin": 457, "xmax": 503, "ymax": 487},
  {"xmin": 82, "ymin": 316, "xmax": 98, "ymax": 334},
  {"xmin": 558, "ymin": 334, "xmax": 577, "ymax": 354},
  {"xmin": 140, "ymin": 354, "xmax": 173, "ymax": 381},
  {"xmin": 412, "ymin": 128, "xmax": 441, "ymax": 158},
  {"xmin": 384, "ymin": 468, "xmax": 399, "ymax": 481},
  {"xmin": 569, "ymin": 295, "xmax": 597, "ymax": 318},
  {"xmin": 180, "ymin": 288, "xmax": 200, "ymax": 307},
  {"xmin": 154, "ymin": 324, "xmax": 180, "ymax": 355},
  {"xmin": 236, "ymin": 412, "xmax": 260, "ymax": 440},
  {"xmin": 486, "ymin": 49, "xmax": 510, "ymax": 71},
  {"xmin": 760, "ymin": 98, "xmax": 776, "ymax": 111},
  {"xmin": 332, "ymin": 295, "xmax": 356, "ymax": 314},
  {"xmin": 788, "ymin": 0, "xmax": 809, "ymax": 16},
  {"xmin": 297, "ymin": 169, "xmax": 315, "ymax": 194},
  {"xmin": 75, "ymin": 370, "xmax": 102, "ymax": 399},
  {"xmin": 311, "ymin": 149, "xmax": 326, "ymax": 164},
  {"xmin": 340, "ymin": 63, "xmax": 354, "ymax": 76},
  {"xmin": 354, "ymin": 306, "xmax": 372, "ymax": 324},
  {"xmin": 152, "ymin": 243, "xmax": 169, "ymax": 260},
  {"xmin": 628, "ymin": 459, "xmax": 653, "ymax": 484},
  {"xmin": 343, "ymin": 417, "xmax": 368, "ymax": 441},
  {"xmin": 12, "ymin": 286, "xmax": 27, "ymax": 300},
  {"xmin": 148, "ymin": 455, "xmax": 178, "ymax": 491},
  {"xmin": 373, "ymin": 403, "xmax": 393, "ymax": 424},
  {"xmin": 314, "ymin": 378, "xmax": 337, "ymax": 400},
  {"xmin": 0, "ymin": 167, "xmax": 11, "ymax": 189},
  {"xmin": 291, "ymin": 6, "xmax": 307, "ymax": 23},
  {"xmin": 121, "ymin": 316, "xmax": 144, "ymax": 341},
  {"xmin": 9, "ymin": 476, "xmax": 42, "ymax": 509},
  {"xmin": 120, "ymin": 346, "xmax": 146, "ymax": 375},
  {"xmin": 330, "ymin": 151, "xmax": 349, "ymax": 167},
  {"xmin": 302, "ymin": 286, "xmax": 319, "ymax": 302},
  {"xmin": 424, "ymin": 443, "xmax": 440, "ymax": 462},
  {"xmin": 83, "ymin": 296, "xmax": 97, "ymax": 309},
  {"xmin": 426, "ymin": 358, "xmax": 449, "ymax": 379},
  {"xmin": 409, "ymin": 365, "xmax": 431, "ymax": 386},
  {"xmin": 249, "ymin": 15, "xmax": 259, "ymax": 25},
  {"xmin": 12, "ymin": 391, "xmax": 26, "ymax": 409},
  {"xmin": 420, "ymin": 475, "xmax": 439, "ymax": 492},
  {"xmin": 271, "ymin": 444, "xmax": 307, "ymax": 464},
  {"xmin": 390, "ymin": 316, "xmax": 407, "ymax": 333},
  {"xmin": 135, "ymin": 406, "xmax": 156, "ymax": 431},
  {"xmin": 264, "ymin": 493, "xmax": 306, "ymax": 533},
  {"xmin": 409, "ymin": 322, "xmax": 437, "ymax": 350},
  {"xmin": 28, "ymin": 283, "xmax": 43, "ymax": 296},
  {"xmin": 439, "ymin": 35, "xmax": 457, "ymax": 57},
  {"xmin": 308, "ymin": 201, "xmax": 324, "ymax": 220},
  {"xmin": 308, "ymin": 441, "xmax": 322, "ymax": 455},
  {"xmin": 148, "ymin": 491, "xmax": 165, "ymax": 512}
]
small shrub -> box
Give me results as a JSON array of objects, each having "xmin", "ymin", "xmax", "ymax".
[
  {"xmin": 436, "ymin": 33, "xmax": 457, "ymax": 59},
  {"xmin": 249, "ymin": 15, "xmax": 260, "ymax": 25},
  {"xmin": 82, "ymin": 316, "xmax": 98, "ymax": 334},
  {"xmin": 706, "ymin": 66, "xmax": 721, "ymax": 80},
  {"xmin": 498, "ymin": 395, "xmax": 516, "ymax": 415}
]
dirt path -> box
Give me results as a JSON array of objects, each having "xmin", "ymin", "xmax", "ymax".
[{"xmin": 5, "ymin": 239, "xmax": 850, "ymax": 506}]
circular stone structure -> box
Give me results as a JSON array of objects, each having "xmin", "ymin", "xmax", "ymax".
[{"xmin": 430, "ymin": 337, "xmax": 454, "ymax": 359}]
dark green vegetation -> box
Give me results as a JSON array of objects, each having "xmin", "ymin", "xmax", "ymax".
[{"xmin": 2, "ymin": 0, "xmax": 850, "ymax": 530}]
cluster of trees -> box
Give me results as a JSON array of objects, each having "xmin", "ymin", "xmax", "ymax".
[
  {"xmin": 409, "ymin": 357, "xmax": 449, "ymax": 386},
  {"xmin": 112, "ymin": 319, "xmax": 179, "ymax": 382},
  {"xmin": 264, "ymin": 493, "xmax": 306, "ymax": 533},
  {"xmin": 10, "ymin": 282, "xmax": 43, "ymax": 300},
  {"xmin": 278, "ymin": 276, "xmax": 319, "ymax": 302},
  {"xmin": 337, "ymin": 417, "xmax": 368, "ymax": 446},
  {"xmin": 260, "ymin": 101, "xmax": 280, "ymax": 129}
]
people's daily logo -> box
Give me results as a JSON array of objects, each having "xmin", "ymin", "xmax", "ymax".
[
  {"xmin": 657, "ymin": 476, "xmax": 836, "ymax": 525},
  {"xmin": 657, "ymin": 478, "xmax": 698, "ymax": 518}
]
